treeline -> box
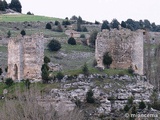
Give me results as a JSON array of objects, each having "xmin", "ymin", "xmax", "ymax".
[
  {"xmin": 101, "ymin": 18, "xmax": 160, "ymax": 32},
  {"xmin": 0, "ymin": 0, "xmax": 22, "ymax": 13}
]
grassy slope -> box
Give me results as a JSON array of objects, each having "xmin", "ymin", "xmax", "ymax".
[{"xmin": 0, "ymin": 14, "xmax": 62, "ymax": 22}]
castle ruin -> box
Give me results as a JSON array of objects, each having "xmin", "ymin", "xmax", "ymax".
[
  {"xmin": 8, "ymin": 33, "xmax": 44, "ymax": 81},
  {"xmin": 95, "ymin": 29, "xmax": 144, "ymax": 75}
]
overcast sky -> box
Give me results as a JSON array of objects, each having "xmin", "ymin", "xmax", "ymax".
[{"xmin": 6, "ymin": 0, "xmax": 160, "ymax": 24}]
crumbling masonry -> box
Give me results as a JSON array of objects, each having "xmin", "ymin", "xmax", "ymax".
[
  {"xmin": 8, "ymin": 33, "xmax": 44, "ymax": 81},
  {"xmin": 95, "ymin": 29, "xmax": 144, "ymax": 75}
]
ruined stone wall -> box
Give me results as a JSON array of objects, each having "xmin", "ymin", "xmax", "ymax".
[
  {"xmin": 95, "ymin": 29, "xmax": 144, "ymax": 75},
  {"xmin": 8, "ymin": 33, "xmax": 44, "ymax": 81}
]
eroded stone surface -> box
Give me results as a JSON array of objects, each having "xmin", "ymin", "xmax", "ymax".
[
  {"xmin": 95, "ymin": 28, "xmax": 144, "ymax": 75},
  {"xmin": 8, "ymin": 33, "xmax": 44, "ymax": 81}
]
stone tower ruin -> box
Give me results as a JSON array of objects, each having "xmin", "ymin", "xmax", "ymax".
[
  {"xmin": 8, "ymin": 33, "xmax": 44, "ymax": 81},
  {"xmin": 95, "ymin": 28, "xmax": 144, "ymax": 75}
]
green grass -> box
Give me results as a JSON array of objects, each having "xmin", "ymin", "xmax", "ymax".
[
  {"xmin": 62, "ymin": 44, "xmax": 94, "ymax": 52},
  {"xmin": 0, "ymin": 14, "xmax": 62, "ymax": 22},
  {"xmin": 0, "ymin": 46, "xmax": 7, "ymax": 52}
]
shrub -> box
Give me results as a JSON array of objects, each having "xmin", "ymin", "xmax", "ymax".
[
  {"xmin": 41, "ymin": 67, "xmax": 49, "ymax": 83},
  {"xmin": 5, "ymin": 78, "xmax": 14, "ymax": 87},
  {"xmin": 0, "ymin": 68, "xmax": 3, "ymax": 75},
  {"xmin": 44, "ymin": 56, "xmax": 50, "ymax": 64},
  {"xmin": 128, "ymin": 66, "xmax": 134, "ymax": 74},
  {"xmin": 25, "ymin": 79, "xmax": 31, "ymax": 89},
  {"xmin": 86, "ymin": 89, "xmax": 95, "ymax": 103},
  {"xmin": 68, "ymin": 37, "xmax": 76, "ymax": 45},
  {"xmin": 103, "ymin": 52, "xmax": 112, "ymax": 68},
  {"xmin": 55, "ymin": 20, "xmax": 60, "ymax": 25},
  {"xmin": 7, "ymin": 30, "xmax": 11, "ymax": 38},
  {"xmin": 127, "ymin": 96, "xmax": 134, "ymax": 105},
  {"xmin": 118, "ymin": 71, "xmax": 125, "ymax": 77},
  {"xmin": 92, "ymin": 59, "xmax": 97, "ymax": 67},
  {"xmin": 89, "ymin": 30, "xmax": 98, "ymax": 46},
  {"xmin": 82, "ymin": 63, "xmax": 89, "ymax": 76},
  {"xmin": 82, "ymin": 26, "xmax": 88, "ymax": 32},
  {"xmin": 56, "ymin": 72, "xmax": 64, "ymax": 80},
  {"xmin": 47, "ymin": 39, "xmax": 61, "ymax": 51},
  {"xmin": 45, "ymin": 23, "xmax": 52, "ymax": 29},
  {"xmin": 80, "ymin": 34, "xmax": 85, "ymax": 38},
  {"xmin": 27, "ymin": 11, "xmax": 32, "ymax": 15},
  {"xmin": 20, "ymin": 30, "xmax": 26, "ymax": 37},
  {"xmin": 41, "ymin": 64, "xmax": 49, "ymax": 71},
  {"xmin": 124, "ymin": 105, "xmax": 130, "ymax": 112},
  {"xmin": 139, "ymin": 100, "xmax": 146, "ymax": 109}
]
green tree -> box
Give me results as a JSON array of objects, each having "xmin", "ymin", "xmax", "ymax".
[
  {"xmin": 3, "ymin": 0, "xmax": 8, "ymax": 9},
  {"xmin": 121, "ymin": 21, "xmax": 126, "ymax": 28},
  {"xmin": 5, "ymin": 78, "xmax": 14, "ymax": 87},
  {"xmin": 82, "ymin": 26, "xmax": 88, "ymax": 32},
  {"xmin": 77, "ymin": 16, "xmax": 83, "ymax": 24},
  {"xmin": 86, "ymin": 89, "xmax": 95, "ymax": 103},
  {"xmin": 80, "ymin": 34, "xmax": 85, "ymax": 38},
  {"xmin": 139, "ymin": 100, "xmax": 146, "ymax": 109},
  {"xmin": 45, "ymin": 22, "xmax": 52, "ymax": 29},
  {"xmin": 111, "ymin": 19, "xmax": 119, "ymax": 29},
  {"xmin": 20, "ymin": 29, "xmax": 26, "ymax": 37},
  {"xmin": 103, "ymin": 52, "xmax": 113, "ymax": 68},
  {"xmin": 82, "ymin": 63, "xmax": 89, "ymax": 76},
  {"xmin": 47, "ymin": 39, "xmax": 61, "ymax": 51},
  {"xmin": 76, "ymin": 23, "xmax": 82, "ymax": 32},
  {"xmin": 41, "ymin": 64, "xmax": 49, "ymax": 71},
  {"xmin": 124, "ymin": 105, "xmax": 130, "ymax": 112},
  {"xmin": 101, "ymin": 20, "xmax": 110, "ymax": 31},
  {"xmin": 44, "ymin": 56, "xmax": 50, "ymax": 64},
  {"xmin": 56, "ymin": 72, "xmax": 64, "ymax": 80},
  {"xmin": 68, "ymin": 37, "xmax": 76, "ymax": 45},
  {"xmin": 0, "ymin": 0, "xmax": 5, "ymax": 11},
  {"xmin": 41, "ymin": 67, "xmax": 49, "ymax": 83},
  {"xmin": 9, "ymin": 0, "xmax": 22, "ymax": 13},
  {"xmin": 55, "ymin": 20, "xmax": 60, "ymax": 25},
  {"xmin": 89, "ymin": 30, "xmax": 98, "ymax": 46},
  {"xmin": 7, "ymin": 30, "xmax": 11, "ymax": 38},
  {"xmin": 24, "ymin": 79, "xmax": 31, "ymax": 89}
]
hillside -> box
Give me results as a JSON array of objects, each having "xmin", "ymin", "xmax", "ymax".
[
  {"xmin": 0, "ymin": 14, "xmax": 62, "ymax": 22},
  {"xmin": 0, "ymin": 14, "xmax": 160, "ymax": 120}
]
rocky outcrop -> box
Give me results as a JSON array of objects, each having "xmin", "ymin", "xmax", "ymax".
[{"xmin": 38, "ymin": 74, "xmax": 154, "ymax": 117}]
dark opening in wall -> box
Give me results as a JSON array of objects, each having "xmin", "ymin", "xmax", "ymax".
[{"xmin": 143, "ymin": 32, "xmax": 146, "ymax": 35}]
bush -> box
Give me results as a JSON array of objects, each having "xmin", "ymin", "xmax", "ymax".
[
  {"xmin": 86, "ymin": 89, "xmax": 95, "ymax": 103},
  {"xmin": 41, "ymin": 67, "xmax": 49, "ymax": 83},
  {"xmin": 89, "ymin": 30, "xmax": 98, "ymax": 46},
  {"xmin": 56, "ymin": 72, "xmax": 64, "ymax": 80},
  {"xmin": 25, "ymin": 79, "xmax": 31, "ymax": 89},
  {"xmin": 82, "ymin": 26, "xmax": 88, "ymax": 32},
  {"xmin": 20, "ymin": 30, "xmax": 26, "ymax": 37},
  {"xmin": 5, "ymin": 78, "xmax": 14, "ymax": 87},
  {"xmin": 128, "ymin": 96, "xmax": 134, "ymax": 105},
  {"xmin": 27, "ymin": 11, "xmax": 33, "ymax": 15},
  {"xmin": 82, "ymin": 63, "xmax": 89, "ymax": 76},
  {"xmin": 139, "ymin": 100, "xmax": 146, "ymax": 109},
  {"xmin": 55, "ymin": 21, "xmax": 60, "ymax": 25},
  {"xmin": 7, "ymin": 30, "xmax": 11, "ymax": 38},
  {"xmin": 0, "ymin": 68, "xmax": 3, "ymax": 75},
  {"xmin": 124, "ymin": 105, "xmax": 130, "ymax": 112},
  {"xmin": 118, "ymin": 72, "xmax": 125, "ymax": 77},
  {"xmin": 47, "ymin": 39, "xmax": 61, "ymax": 51},
  {"xmin": 68, "ymin": 37, "xmax": 76, "ymax": 45},
  {"xmin": 128, "ymin": 66, "xmax": 134, "ymax": 74},
  {"xmin": 45, "ymin": 23, "xmax": 52, "ymax": 29},
  {"xmin": 44, "ymin": 56, "xmax": 50, "ymax": 64},
  {"xmin": 80, "ymin": 34, "xmax": 85, "ymax": 38},
  {"xmin": 92, "ymin": 59, "xmax": 97, "ymax": 67},
  {"xmin": 103, "ymin": 52, "xmax": 112, "ymax": 68},
  {"xmin": 41, "ymin": 64, "xmax": 49, "ymax": 71}
]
